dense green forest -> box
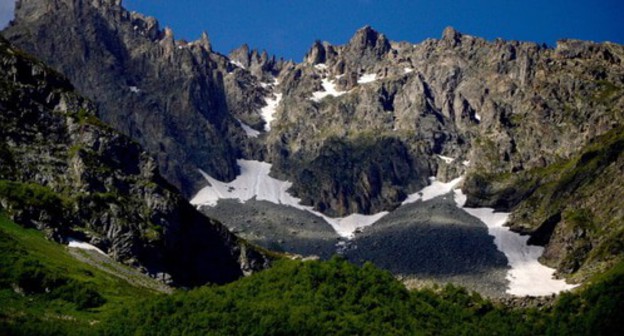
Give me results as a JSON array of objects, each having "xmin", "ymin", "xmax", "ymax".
[{"xmin": 1, "ymin": 214, "xmax": 622, "ymax": 335}]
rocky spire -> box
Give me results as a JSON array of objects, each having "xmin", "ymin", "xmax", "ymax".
[
  {"xmin": 441, "ymin": 26, "xmax": 463, "ymax": 46},
  {"xmin": 305, "ymin": 40, "xmax": 327, "ymax": 65},
  {"xmin": 199, "ymin": 31, "xmax": 212, "ymax": 51},
  {"xmin": 346, "ymin": 25, "xmax": 391, "ymax": 56}
]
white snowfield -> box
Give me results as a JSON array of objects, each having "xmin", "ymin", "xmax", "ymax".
[
  {"xmin": 260, "ymin": 93, "xmax": 282, "ymax": 131},
  {"xmin": 191, "ymin": 160, "xmax": 386, "ymax": 238},
  {"xmin": 311, "ymin": 78, "xmax": 347, "ymax": 102},
  {"xmin": 67, "ymin": 238, "xmax": 108, "ymax": 256},
  {"xmin": 453, "ymin": 188, "xmax": 578, "ymax": 296},
  {"xmin": 191, "ymin": 160, "xmax": 578, "ymax": 296},
  {"xmin": 357, "ymin": 73, "xmax": 377, "ymax": 84}
]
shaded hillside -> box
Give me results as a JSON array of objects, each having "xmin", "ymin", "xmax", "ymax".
[{"xmin": 0, "ymin": 35, "xmax": 270, "ymax": 287}]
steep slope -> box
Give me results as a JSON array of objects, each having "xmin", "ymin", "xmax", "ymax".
[
  {"xmin": 0, "ymin": 214, "xmax": 161, "ymax": 334},
  {"xmin": 267, "ymin": 26, "xmax": 624, "ymax": 216},
  {"xmin": 2, "ymin": 0, "xmax": 274, "ymax": 196},
  {"xmin": 467, "ymin": 127, "xmax": 624, "ymax": 281},
  {"xmin": 0, "ymin": 35, "xmax": 270, "ymax": 287}
]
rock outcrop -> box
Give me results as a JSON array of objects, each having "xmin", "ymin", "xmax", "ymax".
[
  {"xmin": 3, "ymin": 0, "xmax": 249, "ymax": 197},
  {"xmin": 0, "ymin": 36, "xmax": 271, "ymax": 287}
]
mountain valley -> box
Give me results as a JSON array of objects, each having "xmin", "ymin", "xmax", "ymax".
[{"xmin": 0, "ymin": 0, "xmax": 623, "ymax": 334}]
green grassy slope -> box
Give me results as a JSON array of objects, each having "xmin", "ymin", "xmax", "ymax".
[
  {"xmin": 0, "ymin": 214, "xmax": 159, "ymax": 335},
  {"xmin": 2, "ymin": 212, "xmax": 623, "ymax": 335}
]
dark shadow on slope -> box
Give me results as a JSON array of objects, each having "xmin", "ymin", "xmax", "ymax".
[
  {"xmin": 345, "ymin": 195, "xmax": 510, "ymax": 294},
  {"xmin": 199, "ymin": 199, "xmax": 340, "ymax": 259}
]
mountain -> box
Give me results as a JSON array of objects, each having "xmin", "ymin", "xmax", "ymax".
[
  {"xmin": 0, "ymin": 35, "xmax": 270, "ymax": 287},
  {"xmin": 4, "ymin": 0, "xmax": 623, "ymax": 285},
  {"xmin": 3, "ymin": 0, "xmax": 281, "ymax": 197}
]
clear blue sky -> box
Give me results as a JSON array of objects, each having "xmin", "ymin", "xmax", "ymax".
[{"xmin": 2, "ymin": 1, "xmax": 623, "ymax": 61}]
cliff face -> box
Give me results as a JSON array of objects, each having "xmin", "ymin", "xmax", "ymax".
[
  {"xmin": 265, "ymin": 27, "xmax": 624, "ymax": 216},
  {"xmin": 4, "ymin": 0, "xmax": 248, "ymax": 197},
  {"xmin": 0, "ymin": 36, "xmax": 270, "ymax": 287}
]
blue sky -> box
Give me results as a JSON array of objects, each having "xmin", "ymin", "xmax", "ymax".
[{"xmin": 2, "ymin": 0, "xmax": 623, "ymax": 61}]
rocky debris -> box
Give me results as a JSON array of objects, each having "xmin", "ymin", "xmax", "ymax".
[
  {"xmin": 345, "ymin": 195, "xmax": 510, "ymax": 297},
  {"xmin": 0, "ymin": 36, "xmax": 271, "ymax": 287},
  {"xmin": 493, "ymin": 295, "xmax": 557, "ymax": 310},
  {"xmin": 199, "ymin": 199, "xmax": 339, "ymax": 259}
]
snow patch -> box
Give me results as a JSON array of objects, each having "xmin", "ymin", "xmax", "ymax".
[
  {"xmin": 357, "ymin": 73, "xmax": 377, "ymax": 84},
  {"xmin": 191, "ymin": 160, "xmax": 388, "ymax": 238},
  {"xmin": 129, "ymin": 86, "xmax": 140, "ymax": 93},
  {"xmin": 260, "ymin": 93, "xmax": 282, "ymax": 131},
  {"xmin": 314, "ymin": 63, "xmax": 328, "ymax": 70},
  {"xmin": 454, "ymin": 189, "xmax": 577, "ymax": 296},
  {"xmin": 404, "ymin": 68, "xmax": 414, "ymax": 74},
  {"xmin": 230, "ymin": 60, "xmax": 246, "ymax": 69},
  {"xmin": 402, "ymin": 176, "xmax": 463, "ymax": 205},
  {"xmin": 462, "ymin": 160, "xmax": 470, "ymax": 167},
  {"xmin": 437, "ymin": 155, "xmax": 455, "ymax": 164},
  {"xmin": 311, "ymin": 78, "xmax": 346, "ymax": 102},
  {"xmin": 67, "ymin": 238, "xmax": 107, "ymax": 256},
  {"xmin": 475, "ymin": 113, "xmax": 481, "ymax": 121},
  {"xmin": 260, "ymin": 77, "xmax": 279, "ymax": 89},
  {"xmin": 237, "ymin": 119, "xmax": 260, "ymax": 138}
]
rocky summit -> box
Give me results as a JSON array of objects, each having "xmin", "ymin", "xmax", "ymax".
[{"xmin": 3, "ymin": 0, "xmax": 624, "ymax": 289}]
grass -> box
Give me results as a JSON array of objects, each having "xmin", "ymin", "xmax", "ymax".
[{"xmin": 0, "ymin": 214, "xmax": 158, "ymax": 335}]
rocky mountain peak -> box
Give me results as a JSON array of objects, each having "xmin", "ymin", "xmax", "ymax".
[
  {"xmin": 346, "ymin": 25, "xmax": 390, "ymax": 55},
  {"xmin": 442, "ymin": 26, "xmax": 462, "ymax": 41},
  {"xmin": 339, "ymin": 25, "xmax": 391, "ymax": 69},
  {"xmin": 304, "ymin": 40, "xmax": 327, "ymax": 65},
  {"xmin": 228, "ymin": 44, "xmax": 282, "ymax": 80},
  {"xmin": 5, "ymin": 0, "xmax": 245, "ymax": 197},
  {"xmin": 199, "ymin": 31, "xmax": 212, "ymax": 51}
]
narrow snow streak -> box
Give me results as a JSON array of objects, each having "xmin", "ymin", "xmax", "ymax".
[
  {"xmin": 402, "ymin": 177, "xmax": 463, "ymax": 204},
  {"xmin": 230, "ymin": 60, "xmax": 245, "ymax": 69},
  {"xmin": 453, "ymin": 189, "xmax": 577, "ymax": 296},
  {"xmin": 311, "ymin": 78, "xmax": 346, "ymax": 102},
  {"xmin": 357, "ymin": 73, "xmax": 377, "ymax": 84},
  {"xmin": 68, "ymin": 238, "xmax": 108, "ymax": 256},
  {"xmin": 237, "ymin": 119, "xmax": 260, "ymax": 138},
  {"xmin": 260, "ymin": 93, "xmax": 282, "ymax": 131},
  {"xmin": 437, "ymin": 155, "xmax": 455, "ymax": 164}
]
